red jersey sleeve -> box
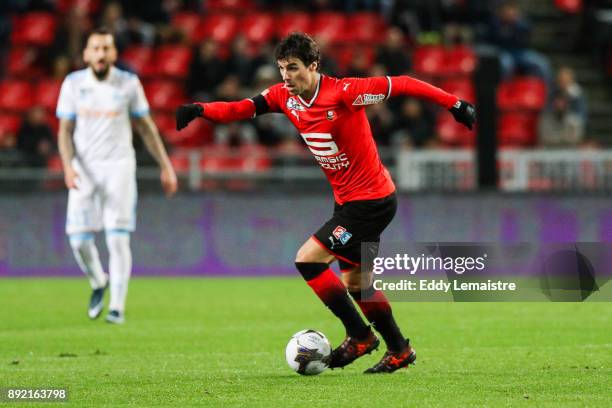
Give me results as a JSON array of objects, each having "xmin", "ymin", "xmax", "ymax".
[
  {"xmin": 261, "ymin": 83, "xmax": 286, "ymax": 113},
  {"xmin": 338, "ymin": 76, "xmax": 392, "ymax": 111},
  {"xmin": 388, "ymin": 75, "xmax": 458, "ymax": 109}
]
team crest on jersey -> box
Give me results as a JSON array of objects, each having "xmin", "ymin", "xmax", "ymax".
[
  {"xmin": 286, "ymin": 97, "xmax": 305, "ymax": 112},
  {"xmin": 352, "ymin": 93, "xmax": 386, "ymax": 106},
  {"xmin": 326, "ymin": 110, "xmax": 336, "ymax": 121},
  {"xmin": 332, "ymin": 226, "xmax": 352, "ymax": 245}
]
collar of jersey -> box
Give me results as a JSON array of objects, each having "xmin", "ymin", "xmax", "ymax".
[{"xmin": 297, "ymin": 74, "xmax": 322, "ymax": 108}]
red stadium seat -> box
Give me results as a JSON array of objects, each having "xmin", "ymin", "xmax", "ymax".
[
  {"xmin": 0, "ymin": 80, "xmax": 34, "ymax": 112},
  {"xmin": 169, "ymin": 150, "xmax": 191, "ymax": 173},
  {"xmin": 346, "ymin": 12, "xmax": 387, "ymax": 44},
  {"xmin": 277, "ymin": 12, "xmax": 311, "ymax": 39},
  {"xmin": 6, "ymin": 47, "xmax": 42, "ymax": 78},
  {"xmin": 497, "ymin": 112, "xmax": 538, "ymax": 147},
  {"xmin": 200, "ymin": 144, "xmax": 270, "ymax": 173},
  {"xmin": 440, "ymin": 78, "xmax": 476, "ymax": 103},
  {"xmin": 334, "ymin": 45, "xmax": 376, "ymax": 74},
  {"xmin": 154, "ymin": 111, "xmax": 212, "ymax": 147},
  {"xmin": 143, "ymin": 81, "xmax": 187, "ymax": 112},
  {"xmin": 198, "ymin": 14, "xmax": 239, "ymax": 44},
  {"xmin": 445, "ymin": 45, "xmax": 477, "ymax": 77},
  {"xmin": 120, "ymin": 46, "xmax": 155, "ymax": 77},
  {"xmin": 554, "ymin": 0, "xmax": 582, "ymax": 14},
  {"xmin": 171, "ymin": 12, "xmax": 202, "ymax": 44},
  {"xmin": 155, "ymin": 46, "xmax": 192, "ymax": 79},
  {"xmin": 0, "ymin": 114, "xmax": 21, "ymax": 143},
  {"xmin": 497, "ymin": 77, "xmax": 547, "ymax": 111},
  {"xmin": 436, "ymin": 112, "xmax": 475, "ymax": 147},
  {"xmin": 35, "ymin": 79, "xmax": 63, "ymax": 112},
  {"xmin": 240, "ymin": 12, "xmax": 275, "ymax": 44},
  {"xmin": 207, "ymin": 0, "xmax": 255, "ymax": 12},
  {"xmin": 311, "ymin": 12, "xmax": 347, "ymax": 44},
  {"xmin": 11, "ymin": 13, "xmax": 57, "ymax": 46},
  {"xmin": 413, "ymin": 45, "xmax": 447, "ymax": 78},
  {"xmin": 56, "ymin": 0, "xmax": 101, "ymax": 14}
]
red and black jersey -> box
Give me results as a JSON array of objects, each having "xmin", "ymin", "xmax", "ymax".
[{"xmin": 197, "ymin": 74, "xmax": 458, "ymax": 205}]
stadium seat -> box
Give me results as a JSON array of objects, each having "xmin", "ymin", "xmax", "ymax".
[
  {"xmin": 346, "ymin": 12, "xmax": 387, "ymax": 44},
  {"xmin": 171, "ymin": 12, "xmax": 202, "ymax": 44},
  {"xmin": 169, "ymin": 150, "xmax": 191, "ymax": 173},
  {"xmin": 497, "ymin": 112, "xmax": 538, "ymax": 147},
  {"xmin": 497, "ymin": 77, "xmax": 547, "ymax": 111},
  {"xmin": 11, "ymin": 13, "xmax": 57, "ymax": 47},
  {"xmin": 445, "ymin": 45, "xmax": 477, "ymax": 77},
  {"xmin": 143, "ymin": 81, "xmax": 187, "ymax": 112},
  {"xmin": 436, "ymin": 112, "xmax": 475, "ymax": 147},
  {"xmin": 240, "ymin": 12, "xmax": 275, "ymax": 44},
  {"xmin": 207, "ymin": 0, "xmax": 255, "ymax": 12},
  {"xmin": 0, "ymin": 114, "xmax": 21, "ymax": 144},
  {"xmin": 6, "ymin": 47, "xmax": 42, "ymax": 78},
  {"xmin": 154, "ymin": 111, "xmax": 212, "ymax": 147},
  {"xmin": 554, "ymin": 0, "xmax": 582, "ymax": 14},
  {"xmin": 35, "ymin": 79, "xmax": 63, "ymax": 112},
  {"xmin": 276, "ymin": 12, "xmax": 311, "ymax": 39},
  {"xmin": 200, "ymin": 144, "xmax": 270, "ymax": 173},
  {"xmin": 311, "ymin": 12, "xmax": 347, "ymax": 44},
  {"xmin": 120, "ymin": 46, "xmax": 155, "ymax": 77},
  {"xmin": 439, "ymin": 78, "xmax": 476, "ymax": 103},
  {"xmin": 0, "ymin": 80, "xmax": 34, "ymax": 112},
  {"xmin": 412, "ymin": 45, "xmax": 447, "ymax": 78},
  {"xmin": 155, "ymin": 46, "xmax": 192, "ymax": 79},
  {"xmin": 199, "ymin": 13, "xmax": 239, "ymax": 44},
  {"xmin": 334, "ymin": 45, "xmax": 376, "ymax": 74},
  {"xmin": 56, "ymin": 0, "xmax": 101, "ymax": 14}
]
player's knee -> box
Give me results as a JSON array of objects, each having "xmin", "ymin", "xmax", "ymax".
[
  {"xmin": 105, "ymin": 230, "xmax": 131, "ymax": 255},
  {"xmin": 295, "ymin": 262, "xmax": 328, "ymax": 281},
  {"xmin": 69, "ymin": 233, "xmax": 95, "ymax": 252}
]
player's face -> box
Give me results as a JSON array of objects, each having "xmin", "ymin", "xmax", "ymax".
[
  {"xmin": 277, "ymin": 57, "xmax": 318, "ymax": 96},
  {"xmin": 83, "ymin": 34, "xmax": 117, "ymax": 79}
]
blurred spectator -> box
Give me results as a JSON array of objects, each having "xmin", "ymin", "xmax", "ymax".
[
  {"xmin": 251, "ymin": 66, "xmax": 300, "ymax": 147},
  {"xmin": 375, "ymin": 27, "xmax": 411, "ymax": 76},
  {"xmin": 226, "ymin": 36, "xmax": 268, "ymax": 86},
  {"xmin": 345, "ymin": 48, "xmax": 371, "ymax": 77},
  {"xmin": 389, "ymin": 99, "xmax": 436, "ymax": 149},
  {"xmin": 187, "ymin": 39, "xmax": 228, "ymax": 101},
  {"xmin": 52, "ymin": 5, "xmax": 91, "ymax": 69},
  {"xmin": 214, "ymin": 75, "xmax": 258, "ymax": 146},
  {"xmin": 366, "ymin": 103, "xmax": 394, "ymax": 146},
  {"xmin": 52, "ymin": 55, "xmax": 71, "ymax": 80},
  {"xmin": 538, "ymin": 67, "xmax": 587, "ymax": 147},
  {"xmin": 485, "ymin": 1, "xmax": 551, "ymax": 83},
  {"xmin": 17, "ymin": 106, "xmax": 55, "ymax": 167}
]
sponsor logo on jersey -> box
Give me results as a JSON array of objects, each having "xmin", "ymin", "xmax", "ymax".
[
  {"xmin": 332, "ymin": 225, "xmax": 352, "ymax": 245},
  {"xmin": 352, "ymin": 93, "xmax": 386, "ymax": 106},
  {"xmin": 286, "ymin": 97, "xmax": 306, "ymax": 111}
]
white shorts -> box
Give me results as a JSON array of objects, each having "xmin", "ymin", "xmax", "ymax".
[{"xmin": 66, "ymin": 159, "xmax": 137, "ymax": 235}]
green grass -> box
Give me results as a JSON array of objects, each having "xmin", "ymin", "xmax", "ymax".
[{"xmin": 1, "ymin": 277, "xmax": 610, "ymax": 407}]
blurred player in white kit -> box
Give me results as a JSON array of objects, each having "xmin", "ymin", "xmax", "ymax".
[{"xmin": 56, "ymin": 28, "xmax": 177, "ymax": 324}]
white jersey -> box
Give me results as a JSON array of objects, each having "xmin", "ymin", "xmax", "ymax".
[{"xmin": 56, "ymin": 66, "xmax": 149, "ymax": 164}]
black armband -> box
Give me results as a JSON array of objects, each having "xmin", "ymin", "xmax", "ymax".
[{"xmin": 251, "ymin": 94, "xmax": 270, "ymax": 116}]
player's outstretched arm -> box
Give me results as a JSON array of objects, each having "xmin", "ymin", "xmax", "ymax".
[
  {"xmin": 175, "ymin": 98, "xmax": 261, "ymax": 130},
  {"xmin": 389, "ymin": 75, "xmax": 476, "ymax": 129},
  {"xmin": 57, "ymin": 118, "xmax": 79, "ymax": 190},
  {"xmin": 133, "ymin": 115, "xmax": 178, "ymax": 197}
]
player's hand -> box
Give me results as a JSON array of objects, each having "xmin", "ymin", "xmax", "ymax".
[
  {"xmin": 64, "ymin": 165, "xmax": 79, "ymax": 190},
  {"xmin": 176, "ymin": 103, "xmax": 203, "ymax": 131},
  {"xmin": 449, "ymin": 100, "xmax": 476, "ymax": 130},
  {"xmin": 160, "ymin": 165, "xmax": 178, "ymax": 197}
]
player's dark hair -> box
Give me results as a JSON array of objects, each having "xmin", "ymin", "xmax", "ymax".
[
  {"xmin": 86, "ymin": 27, "xmax": 115, "ymax": 42},
  {"xmin": 275, "ymin": 32, "xmax": 321, "ymax": 70}
]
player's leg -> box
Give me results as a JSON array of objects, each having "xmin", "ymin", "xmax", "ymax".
[
  {"xmin": 105, "ymin": 230, "xmax": 131, "ymax": 324},
  {"xmin": 66, "ymin": 165, "xmax": 108, "ymax": 319},
  {"xmin": 101, "ymin": 162, "xmax": 136, "ymax": 324},
  {"xmin": 295, "ymin": 237, "xmax": 371, "ymax": 340},
  {"xmin": 343, "ymin": 262, "xmax": 416, "ymax": 373}
]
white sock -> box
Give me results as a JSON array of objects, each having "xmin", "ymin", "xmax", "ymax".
[
  {"xmin": 106, "ymin": 231, "xmax": 132, "ymax": 313},
  {"xmin": 69, "ymin": 233, "xmax": 107, "ymax": 289}
]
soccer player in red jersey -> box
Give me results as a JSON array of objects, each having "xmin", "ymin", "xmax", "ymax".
[{"xmin": 176, "ymin": 33, "xmax": 476, "ymax": 373}]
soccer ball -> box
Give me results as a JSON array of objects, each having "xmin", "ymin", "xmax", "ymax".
[{"xmin": 285, "ymin": 329, "xmax": 331, "ymax": 375}]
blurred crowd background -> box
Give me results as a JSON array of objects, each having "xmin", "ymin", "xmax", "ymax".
[{"xmin": 0, "ymin": 0, "xmax": 611, "ymax": 182}]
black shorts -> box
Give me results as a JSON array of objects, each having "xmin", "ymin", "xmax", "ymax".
[{"xmin": 313, "ymin": 193, "xmax": 397, "ymax": 267}]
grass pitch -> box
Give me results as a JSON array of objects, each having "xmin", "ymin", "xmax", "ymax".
[{"xmin": 1, "ymin": 277, "xmax": 610, "ymax": 407}]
